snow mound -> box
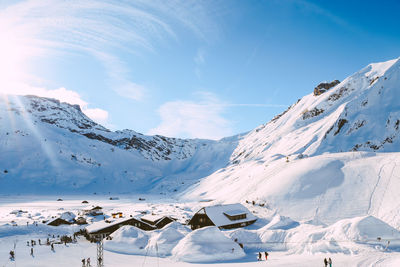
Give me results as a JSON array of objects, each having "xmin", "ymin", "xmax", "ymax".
[
  {"xmin": 226, "ymin": 228, "xmax": 264, "ymax": 251},
  {"xmin": 104, "ymin": 226, "xmax": 149, "ymax": 254},
  {"xmin": 259, "ymin": 215, "xmax": 400, "ymax": 254},
  {"xmin": 327, "ymin": 216, "xmax": 400, "ymax": 244},
  {"xmin": 104, "ymin": 222, "xmax": 191, "ymax": 257},
  {"xmin": 172, "ymin": 226, "xmax": 245, "ymax": 263},
  {"xmin": 261, "ymin": 214, "xmax": 299, "ymax": 230},
  {"xmin": 147, "ymin": 226, "xmax": 185, "ymax": 256}
]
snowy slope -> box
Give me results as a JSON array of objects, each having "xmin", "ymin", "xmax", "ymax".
[
  {"xmin": 0, "ymin": 95, "xmax": 240, "ymax": 194},
  {"xmin": 1, "ymin": 57, "xmax": 399, "ymax": 232},
  {"xmin": 228, "ymin": 57, "xmax": 400, "ymax": 164},
  {"xmin": 184, "ymin": 58, "xmax": 400, "ymax": 228}
]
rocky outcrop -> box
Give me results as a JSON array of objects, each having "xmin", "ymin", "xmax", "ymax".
[{"xmin": 314, "ymin": 80, "xmax": 340, "ymax": 96}]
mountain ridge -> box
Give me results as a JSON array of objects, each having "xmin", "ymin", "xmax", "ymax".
[{"xmin": 1, "ymin": 58, "xmax": 400, "ymax": 229}]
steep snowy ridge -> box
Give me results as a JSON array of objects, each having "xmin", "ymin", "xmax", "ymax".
[
  {"xmin": 229, "ymin": 57, "xmax": 400, "ymax": 165},
  {"xmin": 20, "ymin": 95, "xmax": 219, "ymax": 161},
  {"xmin": 184, "ymin": 58, "xmax": 400, "ymax": 229}
]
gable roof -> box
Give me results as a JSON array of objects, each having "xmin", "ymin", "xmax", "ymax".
[
  {"xmin": 86, "ymin": 216, "xmax": 154, "ymax": 234},
  {"xmin": 140, "ymin": 214, "xmax": 164, "ymax": 224},
  {"xmin": 86, "ymin": 217, "xmax": 134, "ymax": 234},
  {"xmin": 47, "ymin": 218, "xmax": 72, "ymax": 226},
  {"xmin": 202, "ymin": 203, "xmax": 257, "ymax": 227}
]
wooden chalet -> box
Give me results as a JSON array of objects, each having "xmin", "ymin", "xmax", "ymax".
[
  {"xmin": 83, "ymin": 206, "xmax": 103, "ymax": 216},
  {"xmin": 47, "ymin": 218, "xmax": 72, "ymax": 226},
  {"xmin": 188, "ymin": 203, "xmax": 257, "ymax": 230},
  {"xmin": 75, "ymin": 217, "xmax": 87, "ymax": 225},
  {"xmin": 86, "ymin": 217, "xmax": 155, "ymax": 240},
  {"xmin": 140, "ymin": 214, "xmax": 175, "ymax": 229}
]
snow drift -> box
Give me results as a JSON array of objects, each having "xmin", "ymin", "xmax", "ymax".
[
  {"xmin": 172, "ymin": 226, "xmax": 245, "ymax": 263},
  {"xmin": 104, "ymin": 222, "xmax": 190, "ymax": 257}
]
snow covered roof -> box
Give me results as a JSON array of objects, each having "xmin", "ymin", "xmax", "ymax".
[
  {"xmin": 82, "ymin": 205, "xmax": 102, "ymax": 211},
  {"xmin": 203, "ymin": 203, "xmax": 257, "ymax": 227},
  {"xmin": 140, "ymin": 214, "xmax": 164, "ymax": 224},
  {"xmin": 86, "ymin": 217, "xmax": 133, "ymax": 234},
  {"xmin": 60, "ymin": 211, "xmax": 76, "ymax": 222},
  {"xmin": 86, "ymin": 216, "xmax": 155, "ymax": 234},
  {"xmin": 223, "ymin": 209, "xmax": 246, "ymax": 217}
]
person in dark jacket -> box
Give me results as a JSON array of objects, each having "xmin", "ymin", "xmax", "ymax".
[
  {"xmin": 324, "ymin": 258, "xmax": 328, "ymax": 267},
  {"xmin": 264, "ymin": 251, "xmax": 269, "ymax": 260},
  {"xmin": 9, "ymin": 250, "xmax": 15, "ymax": 260},
  {"xmin": 258, "ymin": 252, "xmax": 262, "ymax": 261}
]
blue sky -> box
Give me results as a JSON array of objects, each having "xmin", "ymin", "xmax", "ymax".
[{"xmin": 1, "ymin": 0, "xmax": 399, "ymax": 139}]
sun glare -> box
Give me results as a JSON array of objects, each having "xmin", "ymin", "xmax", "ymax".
[{"xmin": 0, "ymin": 21, "xmax": 37, "ymax": 92}]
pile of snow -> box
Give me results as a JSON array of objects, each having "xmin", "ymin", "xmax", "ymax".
[
  {"xmin": 104, "ymin": 222, "xmax": 190, "ymax": 257},
  {"xmin": 323, "ymin": 216, "xmax": 400, "ymax": 249},
  {"xmin": 258, "ymin": 215, "xmax": 400, "ymax": 254},
  {"xmin": 104, "ymin": 226, "xmax": 149, "ymax": 254},
  {"xmin": 172, "ymin": 226, "xmax": 245, "ymax": 263},
  {"xmin": 146, "ymin": 223, "xmax": 187, "ymax": 256},
  {"xmin": 261, "ymin": 214, "xmax": 299, "ymax": 230},
  {"xmin": 225, "ymin": 228, "xmax": 264, "ymax": 251}
]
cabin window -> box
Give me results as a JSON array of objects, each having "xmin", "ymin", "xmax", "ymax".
[{"xmin": 199, "ymin": 218, "xmax": 205, "ymax": 223}]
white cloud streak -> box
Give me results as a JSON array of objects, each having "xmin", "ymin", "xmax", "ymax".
[
  {"xmin": 149, "ymin": 91, "xmax": 286, "ymax": 140},
  {"xmin": 0, "ymin": 0, "xmax": 220, "ymax": 100},
  {"xmin": 149, "ymin": 92, "xmax": 233, "ymax": 140}
]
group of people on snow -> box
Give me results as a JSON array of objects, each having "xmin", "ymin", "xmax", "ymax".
[
  {"xmin": 257, "ymin": 251, "xmax": 269, "ymax": 261},
  {"xmin": 324, "ymin": 257, "xmax": 333, "ymax": 267},
  {"xmin": 81, "ymin": 257, "xmax": 91, "ymax": 267}
]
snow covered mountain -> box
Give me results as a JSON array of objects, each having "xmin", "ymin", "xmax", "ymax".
[
  {"xmin": 229, "ymin": 58, "xmax": 400, "ymax": 164},
  {"xmin": 0, "ymin": 95, "xmax": 240, "ymax": 194},
  {"xmin": 184, "ymin": 57, "xmax": 400, "ymax": 228},
  {"xmin": 1, "ymin": 57, "xmax": 400, "ymax": 230}
]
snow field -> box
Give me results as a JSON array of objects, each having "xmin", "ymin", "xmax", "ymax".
[{"xmin": 1, "ymin": 196, "xmax": 400, "ymax": 266}]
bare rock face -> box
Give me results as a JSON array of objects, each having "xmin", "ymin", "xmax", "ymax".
[{"xmin": 314, "ymin": 80, "xmax": 340, "ymax": 96}]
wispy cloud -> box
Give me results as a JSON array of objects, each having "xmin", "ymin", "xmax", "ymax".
[
  {"xmin": 194, "ymin": 48, "xmax": 206, "ymax": 78},
  {"xmin": 148, "ymin": 92, "xmax": 232, "ymax": 140},
  {"xmin": 294, "ymin": 0, "xmax": 361, "ymax": 34},
  {"xmin": 0, "ymin": 0, "xmax": 220, "ymax": 100},
  {"xmin": 149, "ymin": 91, "xmax": 287, "ymax": 140}
]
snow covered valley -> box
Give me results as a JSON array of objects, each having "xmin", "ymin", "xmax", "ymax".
[
  {"xmin": 0, "ymin": 58, "xmax": 400, "ymax": 266},
  {"xmin": 1, "ymin": 196, "xmax": 400, "ymax": 266}
]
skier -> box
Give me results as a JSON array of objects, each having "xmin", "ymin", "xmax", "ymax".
[
  {"xmin": 9, "ymin": 250, "xmax": 15, "ymax": 260},
  {"xmin": 38, "ymin": 239, "xmax": 41, "ymax": 245},
  {"xmin": 328, "ymin": 257, "xmax": 332, "ymax": 267},
  {"xmin": 87, "ymin": 257, "xmax": 91, "ymax": 266},
  {"xmin": 324, "ymin": 258, "xmax": 328, "ymax": 267},
  {"xmin": 258, "ymin": 252, "xmax": 262, "ymax": 261},
  {"xmin": 264, "ymin": 251, "xmax": 269, "ymax": 261},
  {"xmin": 30, "ymin": 247, "xmax": 34, "ymax": 256},
  {"xmin": 82, "ymin": 258, "xmax": 86, "ymax": 266},
  {"xmin": 51, "ymin": 243, "xmax": 54, "ymax": 251}
]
